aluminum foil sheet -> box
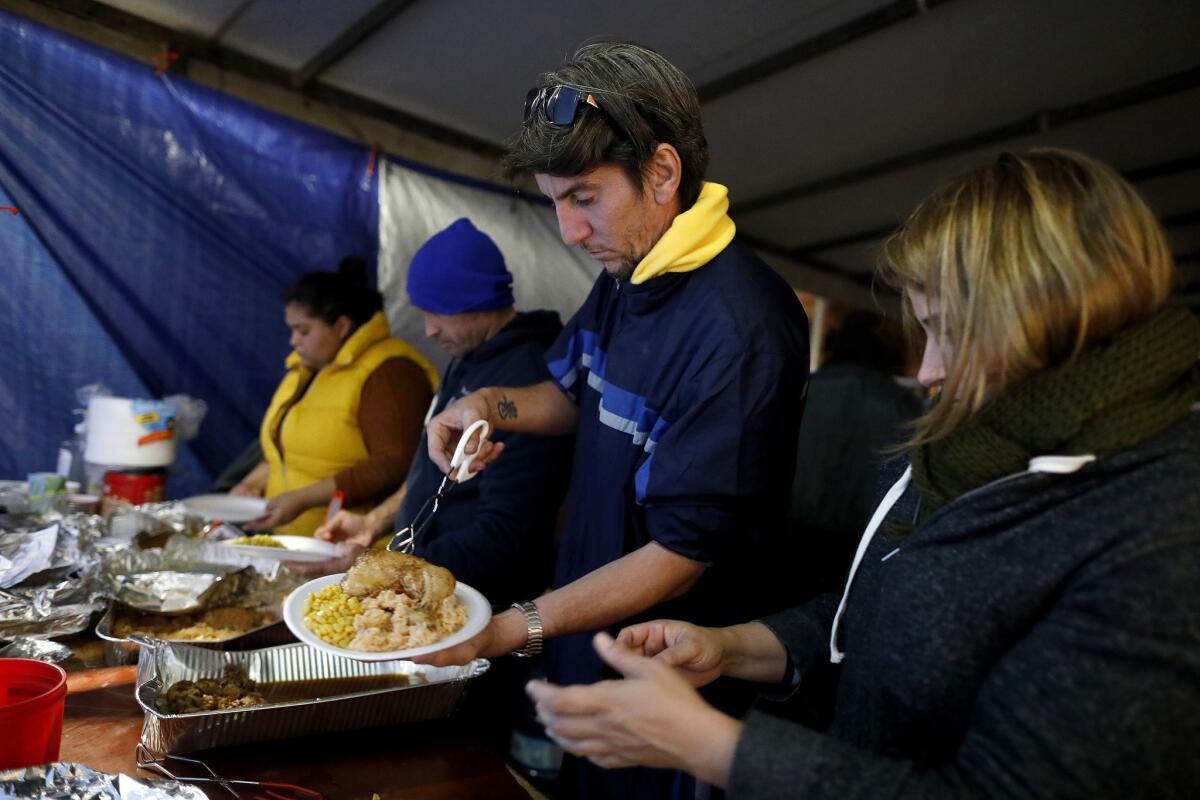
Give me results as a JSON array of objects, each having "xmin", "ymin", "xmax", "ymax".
[
  {"xmin": 0, "ymin": 636, "xmax": 73, "ymax": 661},
  {"xmin": 0, "ymin": 762, "xmax": 207, "ymax": 799},
  {"xmin": 101, "ymin": 549, "xmax": 253, "ymax": 615},
  {"xmin": 107, "ymin": 502, "xmax": 207, "ymax": 543},
  {"xmin": 0, "ymin": 516, "xmax": 108, "ymax": 640},
  {"xmin": 137, "ymin": 639, "xmax": 488, "ymax": 753}
]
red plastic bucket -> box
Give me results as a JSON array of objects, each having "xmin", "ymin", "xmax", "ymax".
[{"xmin": 0, "ymin": 658, "xmax": 68, "ymax": 768}]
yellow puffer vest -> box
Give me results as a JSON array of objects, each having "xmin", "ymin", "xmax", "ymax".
[{"xmin": 260, "ymin": 312, "xmax": 437, "ymax": 536}]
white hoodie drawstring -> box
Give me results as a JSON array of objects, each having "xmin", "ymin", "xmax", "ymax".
[
  {"xmin": 828, "ymin": 454, "xmax": 1097, "ymax": 664},
  {"xmin": 829, "ymin": 466, "xmax": 911, "ymax": 664}
]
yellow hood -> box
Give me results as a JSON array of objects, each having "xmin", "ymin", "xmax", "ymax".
[{"xmin": 630, "ymin": 182, "xmax": 736, "ymax": 285}]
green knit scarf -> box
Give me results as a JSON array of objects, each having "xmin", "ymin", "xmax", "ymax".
[{"xmin": 909, "ymin": 307, "xmax": 1200, "ymax": 525}]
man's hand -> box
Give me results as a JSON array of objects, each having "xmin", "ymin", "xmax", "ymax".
[
  {"xmin": 617, "ymin": 620, "xmax": 730, "ymax": 688},
  {"xmin": 409, "ymin": 608, "xmax": 528, "ymax": 667},
  {"xmin": 282, "ymin": 541, "xmax": 366, "ymax": 577},
  {"xmin": 228, "ymin": 482, "xmax": 262, "ymax": 498},
  {"xmin": 425, "ymin": 390, "xmax": 501, "ymax": 474},
  {"xmin": 526, "ymin": 633, "xmax": 742, "ymax": 785}
]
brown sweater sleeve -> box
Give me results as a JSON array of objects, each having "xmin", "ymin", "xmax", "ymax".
[{"xmin": 335, "ymin": 357, "xmax": 434, "ymax": 506}]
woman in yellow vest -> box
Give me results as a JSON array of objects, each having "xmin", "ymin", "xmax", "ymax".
[{"xmin": 234, "ymin": 259, "xmax": 437, "ymax": 536}]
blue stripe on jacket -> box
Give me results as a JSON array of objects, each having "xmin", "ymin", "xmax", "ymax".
[{"xmin": 548, "ymin": 327, "xmax": 670, "ymax": 502}]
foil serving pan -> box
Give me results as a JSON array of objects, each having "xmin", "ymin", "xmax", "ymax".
[
  {"xmin": 96, "ymin": 602, "xmax": 294, "ymax": 666},
  {"xmin": 136, "ymin": 638, "xmax": 489, "ymax": 753}
]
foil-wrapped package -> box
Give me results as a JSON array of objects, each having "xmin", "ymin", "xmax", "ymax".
[
  {"xmin": 0, "ymin": 525, "xmax": 57, "ymax": 589},
  {"xmin": 106, "ymin": 502, "xmax": 206, "ymax": 545},
  {"xmin": 0, "ymin": 636, "xmax": 73, "ymax": 661},
  {"xmin": 0, "ymin": 517, "xmax": 108, "ymax": 640},
  {"xmin": 0, "ymin": 763, "xmax": 206, "ymax": 799}
]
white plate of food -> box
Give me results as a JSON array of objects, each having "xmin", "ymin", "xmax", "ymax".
[
  {"xmin": 182, "ymin": 494, "xmax": 269, "ymax": 523},
  {"xmin": 220, "ymin": 534, "xmax": 339, "ymax": 562},
  {"xmin": 283, "ymin": 552, "xmax": 491, "ymax": 662}
]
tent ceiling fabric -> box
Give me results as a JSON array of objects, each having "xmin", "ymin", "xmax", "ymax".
[{"xmin": 92, "ymin": 0, "xmax": 1200, "ymax": 296}]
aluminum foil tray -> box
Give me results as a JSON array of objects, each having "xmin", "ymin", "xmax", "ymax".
[
  {"xmin": 96, "ymin": 603, "xmax": 294, "ymax": 666},
  {"xmin": 136, "ymin": 639, "xmax": 489, "ymax": 753}
]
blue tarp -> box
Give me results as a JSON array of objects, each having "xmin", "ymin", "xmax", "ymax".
[{"xmin": 0, "ymin": 10, "xmax": 378, "ymax": 496}]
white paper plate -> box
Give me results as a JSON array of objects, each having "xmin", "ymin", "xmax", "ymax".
[
  {"xmin": 221, "ymin": 535, "xmax": 339, "ymax": 562},
  {"xmin": 182, "ymin": 494, "xmax": 268, "ymax": 523},
  {"xmin": 283, "ymin": 572, "xmax": 492, "ymax": 662}
]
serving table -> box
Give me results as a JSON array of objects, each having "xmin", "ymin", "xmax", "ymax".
[{"xmin": 57, "ymin": 640, "xmax": 534, "ymax": 799}]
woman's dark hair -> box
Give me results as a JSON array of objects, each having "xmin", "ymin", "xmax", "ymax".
[
  {"xmin": 284, "ymin": 256, "xmax": 382, "ymax": 329},
  {"xmin": 502, "ymin": 41, "xmax": 709, "ymax": 209}
]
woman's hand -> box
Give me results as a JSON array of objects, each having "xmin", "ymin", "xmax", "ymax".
[
  {"xmin": 283, "ymin": 541, "xmax": 366, "ymax": 577},
  {"xmin": 527, "ymin": 632, "xmax": 742, "ymax": 786},
  {"xmin": 229, "ymin": 460, "xmax": 269, "ymax": 497},
  {"xmin": 618, "ymin": 619, "xmax": 791, "ymax": 685},
  {"xmin": 242, "ymin": 489, "xmax": 309, "ymax": 531},
  {"xmin": 617, "ymin": 620, "xmax": 730, "ymax": 687}
]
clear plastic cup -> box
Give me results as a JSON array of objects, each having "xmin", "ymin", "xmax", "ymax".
[{"xmin": 0, "ymin": 658, "xmax": 68, "ymax": 768}]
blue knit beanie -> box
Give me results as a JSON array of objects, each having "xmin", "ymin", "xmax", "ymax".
[{"xmin": 406, "ymin": 218, "xmax": 515, "ymax": 314}]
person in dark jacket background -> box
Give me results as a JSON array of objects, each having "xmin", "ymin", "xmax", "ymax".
[
  {"xmin": 525, "ymin": 148, "xmax": 1200, "ymax": 799},
  {"xmin": 302, "ymin": 218, "xmax": 572, "ymax": 611},
  {"xmin": 788, "ymin": 310, "xmax": 924, "ymax": 597}
]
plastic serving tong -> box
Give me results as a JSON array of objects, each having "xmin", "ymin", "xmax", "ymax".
[{"xmin": 387, "ymin": 419, "xmax": 490, "ymax": 553}]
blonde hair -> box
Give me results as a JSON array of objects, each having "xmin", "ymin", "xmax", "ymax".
[{"xmin": 880, "ymin": 148, "xmax": 1176, "ymax": 446}]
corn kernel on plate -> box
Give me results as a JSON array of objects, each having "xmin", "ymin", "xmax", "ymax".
[{"xmin": 282, "ymin": 573, "xmax": 492, "ymax": 662}]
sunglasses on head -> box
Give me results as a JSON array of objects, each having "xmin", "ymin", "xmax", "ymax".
[{"xmin": 523, "ymin": 85, "xmax": 601, "ymax": 126}]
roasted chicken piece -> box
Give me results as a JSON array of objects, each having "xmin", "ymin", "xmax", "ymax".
[{"xmin": 341, "ymin": 550, "xmax": 456, "ymax": 611}]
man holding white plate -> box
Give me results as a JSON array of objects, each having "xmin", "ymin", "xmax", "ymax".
[{"xmin": 417, "ymin": 41, "xmax": 810, "ymax": 800}]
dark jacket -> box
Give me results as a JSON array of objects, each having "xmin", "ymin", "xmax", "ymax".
[
  {"xmin": 544, "ymin": 238, "xmax": 809, "ymax": 799},
  {"xmin": 395, "ymin": 311, "xmax": 572, "ymax": 607},
  {"xmin": 730, "ymin": 411, "xmax": 1200, "ymax": 799},
  {"xmin": 544, "ymin": 238, "xmax": 810, "ymax": 686},
  {"xmin": 788, "ymin": 364, "xmax": 924, "ymax": 593}
]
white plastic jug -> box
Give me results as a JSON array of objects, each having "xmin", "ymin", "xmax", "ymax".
[{"xmin": 84, "ymin": 396, "xmax": 178, "ymax": 467}]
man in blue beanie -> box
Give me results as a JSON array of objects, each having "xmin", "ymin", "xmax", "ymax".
[
  {"xmin": 405, "ymin": 217, "xmax": 516, "ymax": 319},
  {"xmin": 307, "ymin": 217, "xmax": 572, "ymax": 613}
]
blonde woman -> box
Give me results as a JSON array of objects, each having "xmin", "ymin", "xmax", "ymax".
[{"xmin": 526, "ymin": 149, "xmax": 1200, "ymax": 797}]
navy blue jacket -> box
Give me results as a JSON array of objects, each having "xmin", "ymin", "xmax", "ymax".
[
  {"xmin": 544, "ymin": 238, "xmax": 810, "ymax": 691},
  {"xmin": 395, "ymin": 311, "xmax": 572, "ymax": 607}
]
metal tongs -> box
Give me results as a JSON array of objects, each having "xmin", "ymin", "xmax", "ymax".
[
  {"xmin": 136, "ymin": 743, "xmax": 325, "ymax": 799},
  {"xmin": 387, "ymin": 419, "xmax": 490, "ymax": 553}
]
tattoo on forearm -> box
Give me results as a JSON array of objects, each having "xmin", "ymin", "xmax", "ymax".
[{"xmin": 497, "ymin": 394, "xmax": 518, "ymax": 421}]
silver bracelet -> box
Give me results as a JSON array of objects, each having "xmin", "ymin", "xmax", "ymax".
[{"xmin": 509, "ymin": 601, "xmax": 544, "ymax": 658}]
